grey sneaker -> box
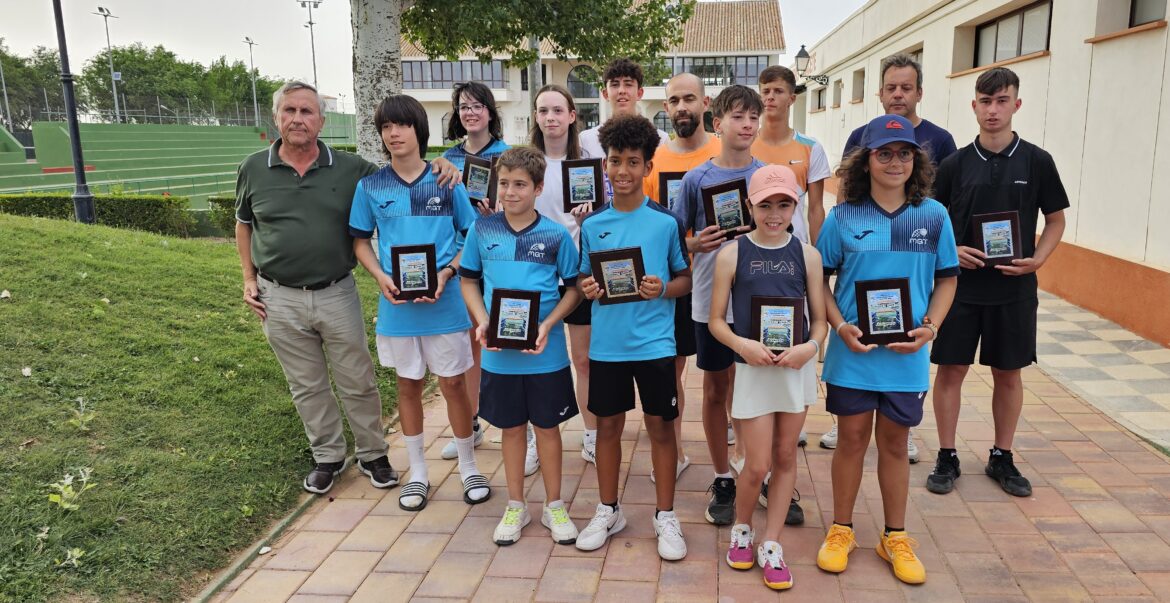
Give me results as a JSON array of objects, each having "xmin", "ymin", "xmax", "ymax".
[{"xmin": 440, "ymin": 420, "xmax": 484, "ymax": 460}]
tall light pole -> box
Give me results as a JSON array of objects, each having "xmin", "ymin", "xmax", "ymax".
[
  {"xmin": 0, "ymin": 55, "xmax": 12, "ymax": 132},
  {"xmin": 53, "ymin": 0, "xmax": 95, "ymax": 224},
  {"xmin": 94, "ymin": 6, "xmax": 121, "ymax": 123},
  {"xmin": 296, "ymin": 0, "xmax": 322, "ymax": 89},
  {"xmin": 243, "ymin": 37, "xmax": 260, "ymax": 128}
]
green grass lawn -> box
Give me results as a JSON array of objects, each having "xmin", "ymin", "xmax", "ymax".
[{"xmin": 0, "ymin": 214, "xmax": 399, "ymax": 601}]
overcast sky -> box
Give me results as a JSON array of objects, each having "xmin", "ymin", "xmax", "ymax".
[{"xmin": 2, "ymin": 0, "xmax": 866, "ymax": 112}]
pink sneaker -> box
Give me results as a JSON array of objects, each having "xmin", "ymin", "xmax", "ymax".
[
  {"xmin": 726, "ymin": 524, "xmax": 754, "ymax": 569},
  {"xmin": 759, "ymin": 541, "xmax": 793, "ymax": 590}
]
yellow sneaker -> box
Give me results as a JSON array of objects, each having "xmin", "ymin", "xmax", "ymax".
[
  {"xmin": 877, "ymin": 530, "xmax": 926, "ymax": 584},
  {"xmin": 816, "ymin": 524, "xmax": 857, "ymax": 573}
]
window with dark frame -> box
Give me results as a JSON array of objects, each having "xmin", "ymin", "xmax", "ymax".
[
  {"xmin": 520, "ymin": 65, "xmax": 549, "ymax": 91},
  {"xmin": 974, "ymin": 1, "xmax": 1051, "ymax": 67},
  {"xmin": 402, "ymin": 60, "xmax": 507, "ymax": 89},
  {"xmin": 568, "ymin": 65, "xmax": 600, "ymax": 99},
  {"xmin": 654, "ymin": 110, "xmax": 673, "ymax": 134},
  {"xmin": 662, "ymin": 55, "xmax": 770, "ymax": 86},
  {"xmin": 813, "ymin": 87, "xmax": 826, "ymax": 110},
  {"xmin": 1132, "ymin": 0, "xmax": 1167, "ymax": 26}
]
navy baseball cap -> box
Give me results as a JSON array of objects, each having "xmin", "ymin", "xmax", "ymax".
[{"xmin": 861, "ymin": 114, "xmax": 920, "ymax": 149}]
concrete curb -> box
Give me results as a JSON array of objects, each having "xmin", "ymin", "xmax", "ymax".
[{"xmin": 192, "ymin": 379, "xmax": 437, "ymax": 603}]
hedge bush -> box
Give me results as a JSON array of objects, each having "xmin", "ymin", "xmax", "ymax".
[
  {"xmin": 0, "ymin": 192, "xmax": 195, "ymax": 236},
  {"xmin": 206, "ymin": 196, "xmax": 237, "ymax": 236},
  {"xmin": 330, "ymin": 143, "xmax": 453, "ymax": 155}
]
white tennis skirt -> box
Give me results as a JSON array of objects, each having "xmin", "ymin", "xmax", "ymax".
[{"xmin": 731, "ymin": 359, "xmax": 818, "ymax": 419}]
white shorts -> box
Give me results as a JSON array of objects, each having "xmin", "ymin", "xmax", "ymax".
[
  {"xmin": 375, "ymin": 331, "xmax": 474, "ymax": 380},
  {"xmin": 730, "ymin": 360, "xmax": 818, "ymax": 420}
]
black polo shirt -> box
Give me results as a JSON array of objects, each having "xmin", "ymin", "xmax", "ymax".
[
  {"xmin": 235, "ymin": 139, "xmax": 378, "ymax": 287},
  {"xmin": 933, "ymin": 133, "xmax": 1069, "ymax": 305}
]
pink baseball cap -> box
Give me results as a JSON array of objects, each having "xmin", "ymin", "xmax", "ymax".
[{"xmin": 748, "ymin": 164, "xmax": 801, "ymax": 205}]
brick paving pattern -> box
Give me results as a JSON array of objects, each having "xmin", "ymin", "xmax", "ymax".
[{"xmin": 212, "ymin": 292, "xmax": 1170, "ymax": 602}]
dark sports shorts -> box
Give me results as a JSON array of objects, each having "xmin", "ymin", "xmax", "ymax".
[
  {"xmin": 479, "ymin": 367, "xmax": 578, "ymax": 429},
  {"xmin": 588, "ymin": 356, "xmax": 678, "ymax": 420},
  {"xmin": 826, "ymin": 384, "xmax": 927, "ymax": 427},
  {"xmin": 694, "ymin": 320, "xmax": 734, "ymax": 371},
  {"xmin": 675, "ymin": 293, "xmax": 696, "ymax": 357},
  {"xmin": 559, "ymin": 285, "xmax": 591, "ymax": 326},
  {"xmin": 930, "ymin": 298, "xmax": 1038, "ymax": 370}
]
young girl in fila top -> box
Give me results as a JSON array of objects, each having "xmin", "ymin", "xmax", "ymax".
[{"xmin": 708, "ymin": 164, "xmax": 826, "ymax": 590}]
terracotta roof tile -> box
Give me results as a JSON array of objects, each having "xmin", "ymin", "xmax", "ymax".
[{"xmin": 401, "ymin": 0, "xmax": 784, "ymax": 60}]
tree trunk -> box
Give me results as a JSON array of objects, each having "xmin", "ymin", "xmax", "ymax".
[
  {"xmin": 351, "ymin": 0, "xmax": 404, "ymax": 163},
  {"xmin": 524, "ymin": 35, "xmax": 542, "ymax": 144}
]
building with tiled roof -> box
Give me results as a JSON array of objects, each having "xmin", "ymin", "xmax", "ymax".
[{"xmin": 399, "ymin": 0, "xmax": 786, "ymax": 145}]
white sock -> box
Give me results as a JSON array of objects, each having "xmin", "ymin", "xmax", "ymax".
[
  {"xmin": 405, "ymin": 433, "xmax": 428, "ymax": 484},
  {"xmin": 715, "ymin": 471, "xmax": 733, "ymax": 480},
  {"xmin": 527, "ymin": 423, "xmax": 535, "ymax": 445},
  {"xmin": 456, "ymin": 435, "xmax": 489, "ymax": 501},
  {"xmin": 508, "ymin": 499, "xmax": 525, "ymax": 509},
  {"xmin": 547, "ymin": 499, "xmax": 565, "ymax": 509},
  {"xmin": 583, "ymin": 429, "xmax": 597, "ymax": 447}
]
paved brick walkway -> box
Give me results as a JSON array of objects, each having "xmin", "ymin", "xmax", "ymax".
[{"xmin": 211, "ymin": 293, "xmax": 1170, "ymax": 602}]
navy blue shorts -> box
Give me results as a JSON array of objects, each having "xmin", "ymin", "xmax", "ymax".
[
  {"xmin": 588, "ymin": 357, "xmax": 678, "ymax": 420},
  {"xmin": 825, "ymin": 384, "xmax": 926, "ymax": 427},
  {"xmin": 479, "ymin": 367, "xmax": 578, "ymax": 429},
  {"xmin": 694, "ymin": 320, "xmax": 734, "ymax": 371},
  {"xmin": 559, "ymin": 285, "xmax": 591, "ymax": 326},
  {"xmin": 674, "ymin": 294, "xmax": 696, "ymax": 357}
]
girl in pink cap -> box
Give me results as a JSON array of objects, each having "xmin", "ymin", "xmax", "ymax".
[{"xmin": 708, "ymin": 164, "xmax": 827, "ymax": 590}]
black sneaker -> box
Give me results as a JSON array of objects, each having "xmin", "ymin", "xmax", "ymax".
[
  {"xmin": 785, "ymin": 489, "xmax": 804, "ymax": 526},
  {"xmin": 985, "ymin": 449, "xmax": 1032, "ymax": 497},
  {"xmin": 358, "ymin": 456, "xmax": 400, "ymax": 489},
  {"xmin": 926, "ymin": 451, "xmax": 961, "ymax": 495},
  {"xmin": 704, "ymin": 477, "xmax": 736, "ymax": 525},
  {"xmin": 758, "ymin": 480, "xmax": 769, "ymax": 508},
  {"xmin": 303, "ymin": 460, "xmax": 347, "ymax": 494}
]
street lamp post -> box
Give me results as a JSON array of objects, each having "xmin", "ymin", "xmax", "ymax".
[
  {"xmin": 0, "ymin": 55, "xmax": 12, "ymax": 132},
  {"xmin": 52, "ymin": 0, "xmax": 95, "ymax": 224},
  {"xmin": 296, "ymin": 0, "xmax": 322, "ymax": 89},
  {"xmin": 794, "ymin": 45, "xmax": 829, "ymax": 86},
  {"xmin": 243, "ymin": 37, "xmax": 260, "ymax": 128},
  {"xmin": 94, "ymin": 7, "xmax": 121, "ymax": 123}
]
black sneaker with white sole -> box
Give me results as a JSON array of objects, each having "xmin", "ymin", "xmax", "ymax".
[
  {"xmin": 926, "ymin": 450, "xmax": 961, "ymax": 494},
  {"xmin": 985, "ymin": 449, "xmax": 1032, "ymax": 497},
  {"xmin": 303, "ymin": 460, "xmax": 347, "ymax": 494},
  {"xmin": 358, "ymin": 455, "xmax": 400, "ymax": 488},
  {"xmin": 704, "ymin": 477, "xmax": 736, "ymax": 525}
]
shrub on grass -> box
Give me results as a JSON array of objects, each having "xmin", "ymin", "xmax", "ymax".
[
  {"xmin": 206, "ymin": 196, "xmax": 237, "ymax": 236},
  {"xmin": 0, "ymin": 193, "xmax": 195, "ymax": 236},
  {"xmin": 330, "ymin": 143, "xmax": 453, "ymax": 155}
]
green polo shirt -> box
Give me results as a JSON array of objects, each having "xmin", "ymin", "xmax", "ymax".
[{"xmin": 236, "ymin": 139, "xmax": 378, "ymax": 287}]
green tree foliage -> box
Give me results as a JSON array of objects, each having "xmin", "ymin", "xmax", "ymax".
[
  {"xmin": 0, "ymin": 39, "xmax": 68, "ymax": 130},
  {"xmin": 401, "ymin": 0, "xmax": 695, "ymax": 84}
]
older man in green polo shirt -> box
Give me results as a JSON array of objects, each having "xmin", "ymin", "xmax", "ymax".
[{"xmin": 234, "ymin": 80, "xmax": 395, "ymax": 495}]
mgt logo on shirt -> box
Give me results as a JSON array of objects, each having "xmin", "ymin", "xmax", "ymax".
[
  {"xmin": 909, "ymin": 228, "xmax": 929, "ymax": 245},
  {"xmin": 425, "ymin": 197, "xmax": 443, "ymax": 211},
  {"xmin": 528, "ymin": 242, "xmax": 546, "ymax": 259}
]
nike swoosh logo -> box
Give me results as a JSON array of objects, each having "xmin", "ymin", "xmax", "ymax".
[{"xmin": 854, "ymin": 230, "xmax": 875, "ymax": 240}]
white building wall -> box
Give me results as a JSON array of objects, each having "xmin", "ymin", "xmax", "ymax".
[{"xmin": 802, "ymin": 0, "xmax": 1170, "ymax": 270}]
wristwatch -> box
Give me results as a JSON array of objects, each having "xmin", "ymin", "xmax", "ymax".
[
  {"xmin": 442, "ymin": 264, "xmax": 457, "ymax": 278},
  {"xmin": 922, "ymin": 316, "xmax": 938, "ymax": 339}
]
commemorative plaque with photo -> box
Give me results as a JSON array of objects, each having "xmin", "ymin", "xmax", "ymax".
[
  {"xmin": 462, "ymin": 155, "xmax": 498, "ymax": 209},
  {"xmin": 854, "ymin": 278, "xmax": 913, "ymax": 345},
  {"xmin": 589, "ymin": 246, "xmax": 647, "ymax": 306},
  {"xmin": 657, "ymin": 171, "xmax": 687, "ymax": 207},
  {"xmin": 750, "ymin": 296, "xmax": 805, "ymax": 353},
  {"xmin": 486, "ymin": 288, "xmax": 540, "ymax": 350},
  {"xmin": 970, "ymin": 210, "xmax": 1022, "ymax": 267},
  {"xmin": 561, "ymin": 158, "xmax": 604, "ymax": 213},
  {"xmin": 701, "ymin": 178, "xmax": 752, "ymax": 238},
  {"xmin": 390, "ymin": 244, "xmax": 438, "ymax": 301}
]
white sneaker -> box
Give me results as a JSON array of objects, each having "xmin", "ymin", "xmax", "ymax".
[
  {"xmin": 493, "ymin": 503, "xmax": 531, "ymax": 545},
  {"xmin": 653, "ymin": 510, "xmax": 688, "ymax": 560},
  {"xmin": 907, "ymin": 431, "xmax": 920, "ymax": 464},
  {"xmin": 798, "ymin": 430, "xmax": 808, "ymax": 447},
  {"xmin": 727, "ymin": 422, "xmax": 736, "ymax": 445},
  {"xmin": 441, "ymin": 421, "xmax": 484, "ymax": 460},
  {"xmin": 819, "ymin": 424, "xmax": 838, "ymax": 449},
  {"xmin": 524, "ymin": 430, "xmax": 540, "ymax": 477},
  {"xmin": 651, "ymin": 455, "xmax": 691, "ymax": 483},
  {"xmin": 729, "ymin": 455, "xmax": 745, "ymax": 476},
  {"xmin": 581, "ymin": 440, "xmax": 597, "ymax": 465},
  {"xmin": 575, "ymin": 503, "xmax": 626, "ymax": 551},
  {"xmin": 542, "ymin": 502, "xmax": 579, "ymax": 545}
]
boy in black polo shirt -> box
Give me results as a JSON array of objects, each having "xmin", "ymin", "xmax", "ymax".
[{"xmin": 927, "ymin": 68, "xmax": 1068, "ymax": 497}]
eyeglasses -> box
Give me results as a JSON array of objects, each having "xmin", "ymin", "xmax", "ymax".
[
  {"xmin": 872, "ymin": 148, "xmax": 915, "ymax": 164},
  {"xmin": 458, "ymin": 103, "xmax": 486, "ymax": 114}
]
